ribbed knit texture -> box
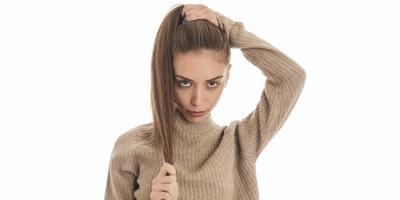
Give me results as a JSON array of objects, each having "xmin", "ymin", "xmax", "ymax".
[{"xmin": 105, "ymin": 12, "xmax": 306, "ymax": 200}]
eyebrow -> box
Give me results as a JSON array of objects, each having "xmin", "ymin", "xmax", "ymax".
[{"xmin": 175, "ymin": 75, "xmax": 224, "ymax": 82}]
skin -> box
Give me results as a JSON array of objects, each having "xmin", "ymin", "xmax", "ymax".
[
  {"xmin": 151, "ymin": 4, "xmax": 227, "ymax": 200},
  {"xmin": 150, "ymin": 163, "xmax": 178, "ymax": 200},
  {"xmin": 173, "ymin": 49, "xmax": 230, "ymax": 124}
]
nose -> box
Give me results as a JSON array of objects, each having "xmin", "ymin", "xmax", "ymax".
[{"xmin": 190, "ymin": 86, "xmax": 205, "ymax": 107}]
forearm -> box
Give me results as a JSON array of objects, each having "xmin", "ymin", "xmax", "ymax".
[{"xmin": 216, "ymin": 12, "xmax": 306, "ymax": 87}]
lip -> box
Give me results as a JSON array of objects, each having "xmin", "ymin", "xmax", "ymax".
[{"xmin": 187, "ymin": 110, "xmax": 206, "ymax": 117}]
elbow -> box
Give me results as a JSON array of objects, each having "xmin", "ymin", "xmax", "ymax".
[
  {"xmin": 282, "ymin": 66, "xmax": 306, "ymax": 91},
  {"xmin": 294, "ymin": 67, "xmax": 306, "ymax": 91},
  {"xmin": 297, "ymin": 67, "xmax": 306, "ymax": 84}
]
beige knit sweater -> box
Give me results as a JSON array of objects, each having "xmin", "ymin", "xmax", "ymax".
[{"xmin": 104, "ymin": 12, "xmax": 306, "ymax": 200}]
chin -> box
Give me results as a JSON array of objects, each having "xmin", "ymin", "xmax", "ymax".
[{"xmin": 184, "ymin": 110, "xmax": 209, "ymax": 123}]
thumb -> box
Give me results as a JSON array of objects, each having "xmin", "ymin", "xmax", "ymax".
[{"xmin": 158, "ymin": 162, "xmax": 176, "ymax": 177}]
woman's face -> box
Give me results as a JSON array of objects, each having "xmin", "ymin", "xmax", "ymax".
[{"xmin": 173, "ymin": 49, "xmax": 230, "ymax": 123}]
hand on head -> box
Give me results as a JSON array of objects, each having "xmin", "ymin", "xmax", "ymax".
[{"xmin": 181, "ymin": 4, "xmax": 219, "ymax": 27}]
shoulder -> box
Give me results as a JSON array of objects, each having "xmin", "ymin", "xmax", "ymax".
[
  {"xmin": 222, "ymin": 118, "xmax": 255, "ymax": 138},
  {"xmin": 224, "ymin": 119, "xmax": 240, "ymax": 132},
  {"xmin": 111, "ymin": 122, "xmax": 154, "ymax": 158}
]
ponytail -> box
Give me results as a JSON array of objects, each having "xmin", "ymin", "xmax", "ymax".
[{"xmin": 150, "ymin": 4, "xmax": 185, "ymax": 164}]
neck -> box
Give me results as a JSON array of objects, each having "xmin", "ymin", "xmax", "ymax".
[{"xmin": 174, "ymin": 108, "xmax": 219, "ymax": 134}]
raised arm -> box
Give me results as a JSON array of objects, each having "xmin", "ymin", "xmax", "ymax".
[{"xmin": 216, "ymin": 12, "xmax": 306, "ymax": 161}]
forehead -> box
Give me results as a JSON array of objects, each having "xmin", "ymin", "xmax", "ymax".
[{"xmin": 173, "ymin": 49, "xmax": 227, "ymax": 80}]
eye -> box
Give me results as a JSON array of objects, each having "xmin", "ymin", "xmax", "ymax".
[
  {"xmin": 207, "ymin": 81, "xmax": 220, "ymax": 88},
  {"xmin": 177, "ymin": 80, "xmax": 191, "ymax": 88}
]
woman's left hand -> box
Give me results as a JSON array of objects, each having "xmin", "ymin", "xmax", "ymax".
[{"xmin": 181, "ymin": 4, "xmax": 219, "ymax": 27}]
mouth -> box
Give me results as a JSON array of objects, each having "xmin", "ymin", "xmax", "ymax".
[{"xmin": 187, "ymin": 110, "xmax": 206, "ymax": 117}]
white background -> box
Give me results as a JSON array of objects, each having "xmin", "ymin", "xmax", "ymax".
[{"xmin": 1, "ymin": 0, "xmax": 399, "ymax": 199}]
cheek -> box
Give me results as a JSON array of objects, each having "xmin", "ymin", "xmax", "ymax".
[
  {"xmin": 174, "ymin": 89, "xmax": 186, "ymax": 105},
  {"xmin": 211, "ymin": 89, "xmax": 224, "ymax": 102},
  {"xmin": 209, "ymin": 85, "xmax": 224, "ymax": 103}
]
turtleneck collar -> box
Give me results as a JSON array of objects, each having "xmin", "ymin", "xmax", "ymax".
[{"xmin": 173, "ymin": 108, "xmax": 219, "ymax": 134}]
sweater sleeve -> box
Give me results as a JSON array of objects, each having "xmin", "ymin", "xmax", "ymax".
[
  {"xmin": 104, "ymin": 138, "xmax": 139, "ymax": 200},
  {"xmin": 216, "ymin": 12, "xmax": 306, "ymax": 161}
]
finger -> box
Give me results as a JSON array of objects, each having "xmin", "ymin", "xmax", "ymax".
[
  {"xmin": 150, "ymin": 191, "xmax": 170, "ymax": 200},
  {"xmin": 183, "ymin": 6, "xmax": 201, "ymax": 17},
  {"xmin": 184, "ymin": 10, "xmax": 218, "ymax": 26},
  {"xmin": 182, "ymin": 4, "xmax": 202, "ymax": 17},
  {"xmin": 152, "ymin": 183, "xmax": 173, "ymax": 193},
  {"xmin": 153, "ymin": 175, "xmax": 176, "ymax": 184},
  {"xmin": 157, "ymin": 162, "xmax": 176, "ymax": 177},
  {"xmin": 157, "ymin": 163, "xmax": 168, "ymax": 177},
  {"xmin": 184, "ymin": 7, "xmax": 209, "ymax": 21},
  {"xmin": 197, "ymin": 4, "xmax": 209, "ymax": 12},
  {"xmin": 164, "ymin": 162, "xmax": 176, "ymax": 175},
  {"xmin": 182, "ymin": 4, "xmax": 195, "ymax": 16},
  {"xmin": 184, "ymin": 11, "xmax": 202, "ymax": 21}
]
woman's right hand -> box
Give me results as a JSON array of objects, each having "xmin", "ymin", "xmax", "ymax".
[
  {"xmin": 181, "ymin": 4, "xmax": 219, "ymax": 27},
  {"xmin": 150, "ymin": 162, "xmax": 179, "ymax": 200}
]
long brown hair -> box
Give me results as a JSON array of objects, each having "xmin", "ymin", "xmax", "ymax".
[{"xmin": 150, "ymin": 4, "xmax": 230, "ymax": 164}]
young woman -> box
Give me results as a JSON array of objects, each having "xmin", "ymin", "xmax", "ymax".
[{"xmin": 105, "ymin": 4, "xmax": 306, "ymax": 200}]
